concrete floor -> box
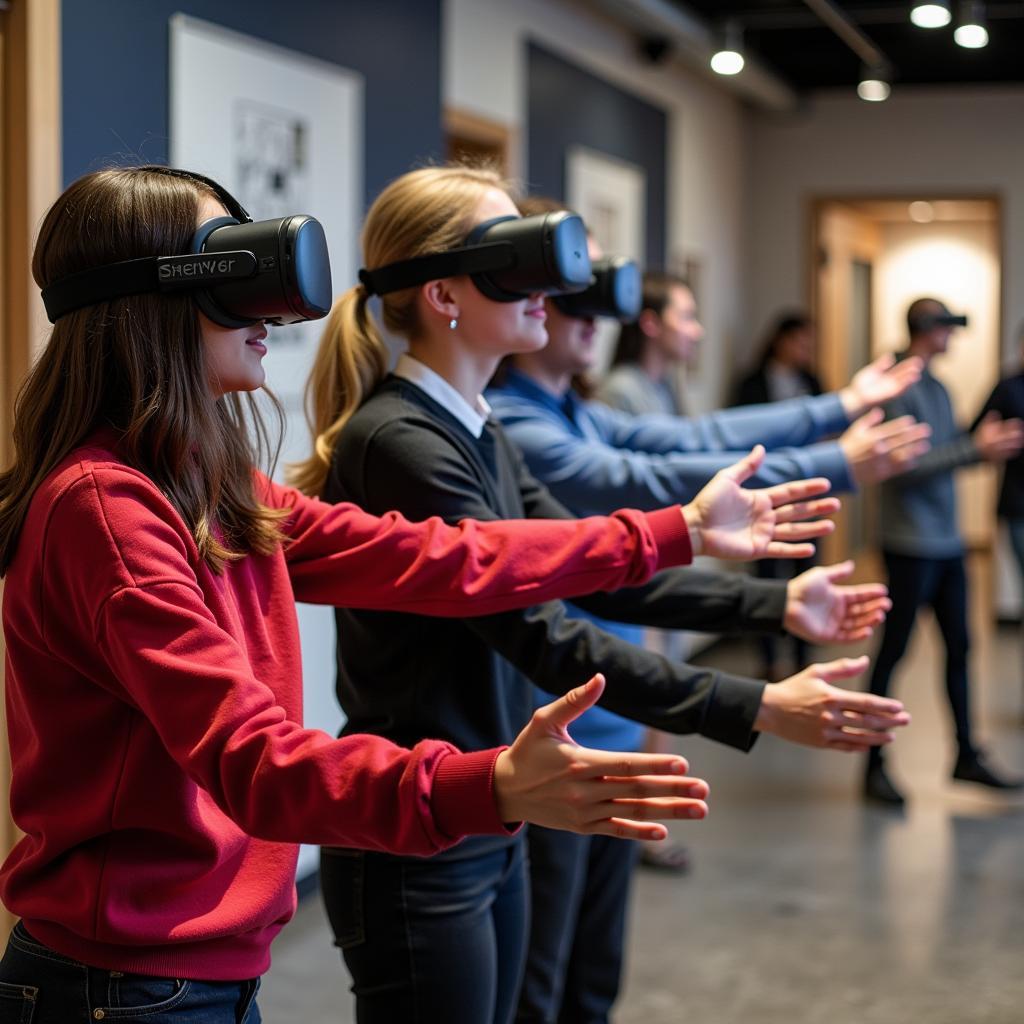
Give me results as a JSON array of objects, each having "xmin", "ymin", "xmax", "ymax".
[{"xmin": 261, "ymin": 605, "xmax": 1024, "ymax": 1023}]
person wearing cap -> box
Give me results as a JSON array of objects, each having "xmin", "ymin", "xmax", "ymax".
[{"xmin": 865, "ymin": 297, "xmax": 1024, "ymax": 806}]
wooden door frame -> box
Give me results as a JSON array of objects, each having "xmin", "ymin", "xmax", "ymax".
[
  {"xmin": 808, "ymin": 192, "xmax": 1005, "ymax": 366},
  {"xmin": 807, "ymin": 192, "xmax": 1005, "ymax": 575},
  {"xmin": 1, "ymin": 0, "xmax": 61, "ymax": 938}
]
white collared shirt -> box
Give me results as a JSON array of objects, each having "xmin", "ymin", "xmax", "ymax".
[{"xmin": 393, "ymin": 354, "xmax": 492, "ymax": 439}]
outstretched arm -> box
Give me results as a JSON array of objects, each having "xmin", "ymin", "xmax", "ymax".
[
  {"xmin": 496, "ymin": 675, "xmax": 710, "ymax": 841},
  {"xmin": 490, "ymin": 393, "xmax": 853, "ymax": 515}
]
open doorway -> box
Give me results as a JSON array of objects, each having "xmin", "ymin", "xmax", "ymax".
[{"xmin": 810, "ymin": 196, "xmax": 1002, "ymax": 576}]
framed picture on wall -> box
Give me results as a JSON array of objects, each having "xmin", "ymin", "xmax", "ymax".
[
  {"xmin": 566, "ymin": 146, "xmax": 646, "ymax": 261},
  {"xmin": 566, "ymin": 146, "xmax": 646, "ymax": 371},
  {"xmin": 169, "ymin": 14, "xmax": 363, "ymax": 430}
]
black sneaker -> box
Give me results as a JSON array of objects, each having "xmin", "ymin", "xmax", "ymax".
[
  {"xmin": 864, "ymin": 764, "xmax": 906, "ymax": 807},
  {"xmin": 952, "ymin": 750, "xmax": 1024, "ymax": 790}
]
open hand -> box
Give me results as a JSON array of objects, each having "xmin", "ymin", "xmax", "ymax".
[
  {"xmin": 839, "ymin": 353, "xmax": 923, "ymax": 417},
  {"xmin": 754, "ymin": 656, "xmax": 911, "ymax": 752},
  {"xmin": 784, "ymin": 561, "xmax": 891, "ymax": 644},
  {"xmin": 683, "ymin": 446, "xmax": 838, "ymax": 560},
  {"xmin": 974, "ymin": 411, "xmax": 1024, "ymax": 463},
  {"xmin": 840, "ymin": 409, "xmax": 932, "ymax": 484},
  {"xmin": 494, "ymin": 675, "xmax": 710, "ymax": 840}
]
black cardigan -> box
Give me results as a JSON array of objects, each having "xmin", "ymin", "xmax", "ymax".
[{"xmin": 325, "ymin": 376, "xmax": 783, "ymax": 761}]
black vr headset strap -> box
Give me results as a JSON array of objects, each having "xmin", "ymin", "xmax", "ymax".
[
  {"xmin": 359, "ymin": 241, "xmax": 516, "ymax": 297},
  {"xmin": 41, "ymin": 258, "xmax": 163, "ymax": 322},
  {"xmin": 41, "ymin": 249, "xmax": 260, "ymax": 322},
  {"xmin": 41, "ymin": 168, "xmax": 257, "ymax": 323},
  {"xmin": 140, "ymin": 165, "xmax": 253, "ymax": 224}
]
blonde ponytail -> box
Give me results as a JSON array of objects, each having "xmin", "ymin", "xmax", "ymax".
[
  {"xmin": 290, "ymin": 162, "xmax": 510, "ymax": 497},
  {"xmin": 289, "ymin": 283, "xmax": 388, "ymax": 497}
]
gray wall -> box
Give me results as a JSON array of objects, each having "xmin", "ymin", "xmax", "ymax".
[
  {"xmin": 744, "ymin": 87, "xmax": 1024, "ymax": 367},
  {"xmin": 62, "ymin": 0, "xmax": 443, "ymax": 205}
]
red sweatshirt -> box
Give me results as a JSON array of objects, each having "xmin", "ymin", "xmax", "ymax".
[{"xmin": 0, "ymin": 433, "xmax": 691, "ymax": 980}]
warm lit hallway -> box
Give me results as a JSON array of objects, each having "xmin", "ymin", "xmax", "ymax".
[{"xmin": 263, "ymin": 561, "xmax": 1024, "ymax": 1023}]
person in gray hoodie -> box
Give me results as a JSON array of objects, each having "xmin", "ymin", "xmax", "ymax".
[{"xmin": 866, "ymin": 297, "xmax": 1024, "ymax": 806}]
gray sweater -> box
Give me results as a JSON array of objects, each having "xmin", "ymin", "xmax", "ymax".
[{"xmin": 880, "ymin": 361, "xmax": 980, "ymax": 558}]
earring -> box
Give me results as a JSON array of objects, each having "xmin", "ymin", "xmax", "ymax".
[{"xmin": 449, "ymin": 318, "xmax": 458, "ymax": 331}]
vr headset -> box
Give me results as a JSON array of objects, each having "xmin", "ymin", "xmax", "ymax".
[
  {"xmin": 552, "ymin": 257, "xmax": 641, "ymax": 322},
  {"xmin": 41, "ymin": 167, "xmax": 333, "ymax": 327},
  {"xmin": 359, "ymin": 211, "xmax": 592, "ymax": 302},
  {"xmin": 909, "ymin": 310, "xmax": 969, "ymax": 332}
]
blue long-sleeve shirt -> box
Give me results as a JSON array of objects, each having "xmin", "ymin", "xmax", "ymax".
[
  {"xmin": 486, "ymin": 369, "xmax": 854, "ymax": 749},
  {"xmin": 486, "ymin": 369, "xmax": 854, "ymax": 516}
]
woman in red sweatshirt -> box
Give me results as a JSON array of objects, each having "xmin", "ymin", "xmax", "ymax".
[{"xmin": 0, "ymin": 166, "xmax": 793, "ymax": 1022}]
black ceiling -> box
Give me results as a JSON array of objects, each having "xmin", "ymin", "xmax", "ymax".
[{"xmin": 676, "ymin": 2, "xmax": 1024, "ymax": 91}]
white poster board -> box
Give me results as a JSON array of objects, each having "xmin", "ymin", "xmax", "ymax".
[
  {"xmin": 566, "ymin": 146, "xmax": 646, "ymax": 372},
  {"xmin": 170, "ymin": 15, "xmax": 361, "ymax": 431},
  {"xmin": 171, "ymin": 15, "xmax": 362, "ymax": 879}
]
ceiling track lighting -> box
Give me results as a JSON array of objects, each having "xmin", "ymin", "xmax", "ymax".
[
  {"xmin": 857, "ymin": 64, "xmax": 891, "ymax": 101},
  {"xmin": 710, "ymin": 19, "xmax": 745, "ymax": 76},
  {"xmin": 954, "ymin": 1, "xmax": 988, "ymax": 48},
  {"xmin": 910, "ymin": 1, "xmax": 952, "ymax": 28}
]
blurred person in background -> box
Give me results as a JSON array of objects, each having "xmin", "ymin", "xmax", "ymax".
[
  {"xmin": 865, "ymin": 298, "xmax": 1024, "ymax": 807},
  {"xmin": 733, "ymin": 313, "xmax": 825, "ymax": 682}
]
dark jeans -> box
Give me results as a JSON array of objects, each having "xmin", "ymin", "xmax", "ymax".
[
  {"xmin": 0, "ymin": 922, "xmax": 260, "ymax": 1023},
  {"xmin": 321, "ymin": 838, "xmax": 528, "ymax": 1024},
  {"xmin": 868, "ymin": 551, "xmax": 973, "ymax": 770},
  {"xmin": 516, "ymin": 827, "xmax": 639, "ymax": 1024}
]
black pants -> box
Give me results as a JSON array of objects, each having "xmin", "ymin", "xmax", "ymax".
[
  {"xmin": 321, "ymin": 839, "xmax": 528, "ymax": 1024},
  {"xmin": 516, "ymin": 827, "xmax": 639, "ymax": 1024},
  {"xmin": 868, "ymin": 551, "xmax": 974, "ymax": 769}
]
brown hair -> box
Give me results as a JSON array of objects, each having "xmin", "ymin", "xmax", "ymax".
[
  {"xmin": 752, "ymin": 311, "xmax": 813, "ymax": 372},
  {"xmin": 291, "ymin": 162, "xmax": 510, "ymax": 497},
  {"xmin": 0, "ymin": 166, "xmax": 286, "ymax": 574},
  {"xmin": 611, "ymin": 271, "xmax": 691, "ymax": 368}
]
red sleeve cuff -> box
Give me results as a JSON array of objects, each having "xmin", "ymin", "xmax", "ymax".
[
  {"xmin": 643, "ymin": 506, "xmax": 693, "ymax": 570},
  {"xmin": 430, "ymin": 747, "xmax": 522, "ymax": 840}
]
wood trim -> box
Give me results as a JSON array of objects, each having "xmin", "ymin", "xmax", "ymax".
[
  {"xmin": 1, "ymin": 0, "xmax": 61, "ymax": 941},
  {"xmin": 443, "ymin": 106, "xmax": 517, "ymax": 177}
]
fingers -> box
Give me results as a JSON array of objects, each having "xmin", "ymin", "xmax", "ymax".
[
  {"xmin": 821, "ymin": 729, "xmax": 896, "ymax": 751},
  {"xmin": 877, "ymin": 415, "xmax": 929, "ymax": 438},
  {"xmin": 599, "ymin": 796, "xmax": 709, "ymax": 821},
  {"xmin": 773, "ymin": 498, "xmax": 841, "ymax": 525},
  {"xmin": 836, "ymin": 598, "xmax": 891, "ymax": 621},
  {"xmin": 828, "ymin": 689, "xmax": 909, "ymax": 719},
  {"xmin": 840, "ymin": 583, "xmax": 890, "ymax": 602},
  {"xmin": 598, "ymin": 821, "xmax": 671, "ymax": 841},
  {"xmin": 850, "ymin": 407, "xmax": 885, "ymax": 431},
  {"xmin": 536, "ymin": 674, "xmax": 605, "ymax": 731},
  {"xmin": 567, "ymin": 749, "xmax": 691, "ymax": 779},
  {"xmin": 586, "ymin": 797, "xmax": 710, "ymax": 840},
  {"xmin": 762, "ymin": 477, "xmax": 832, "ymax": 508},
  {"xmin": 771, "ymin": 520, "xmax": 836, "ymax": 542},
  {"xmin": 762, "ymin": 541, "xmax": 819, "ymax": 559},
  {"xmin": 592, "ymin": 775, "xmax": 710, "ymax": 802},
  {"xmin": 810, "ymin": 655, "xmax": 870, "ymax": 683},
  {"xmin": 719, "ymin": 445, "xmax": 767, "ymax": 485},
  {"xmin": 825, "ymin": 709, "xmax": 910, "ymax": 733},
  {"xmin": 821, "ymin": 559, "xmax": 856, "ymax": 583}
]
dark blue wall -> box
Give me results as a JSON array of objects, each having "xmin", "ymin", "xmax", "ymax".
[
  {"xmin": 526, "ymin": 42, "xmax": 667, "ymax": 270},
  {"xmin": 61, "ymin": 0, "xmax": 442, "ymax": 207}
]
